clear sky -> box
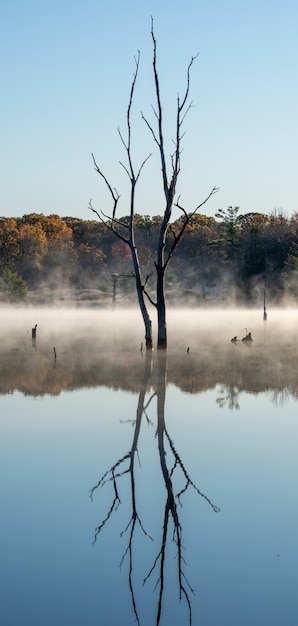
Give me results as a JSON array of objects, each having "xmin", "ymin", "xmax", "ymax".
[{"xmin": 1, "ymin": 0, "xmax": 297, "ymax": 221}]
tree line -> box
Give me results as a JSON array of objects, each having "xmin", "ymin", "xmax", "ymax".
[{"xmin": 0, "ymin": 207, "xmax": 298, "ymax": 304}]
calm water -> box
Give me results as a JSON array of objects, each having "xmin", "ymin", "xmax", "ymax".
[{"xmin": 1, "ymin": 308, "xmax": 298, "ymax": 626}]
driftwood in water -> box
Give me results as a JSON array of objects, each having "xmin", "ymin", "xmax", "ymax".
[
  {"xmin": 242, "ymin": 331, "xmax": 253, "ymax": 343},
  {"xmin": 231, "ymin": 331, "xmax": 253, "ymax": 345},
  {"xmin": 31, "ymin": 324, "xmax": 37, "ymax": 350},
  {"xmin": 263, "ymin": 290, "xmax": 267, "ymax": 320}
]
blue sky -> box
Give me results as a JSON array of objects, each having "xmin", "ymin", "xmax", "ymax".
[{"xmin": 1, "ymin": 0, "xmax": 297, "ymax": 220}]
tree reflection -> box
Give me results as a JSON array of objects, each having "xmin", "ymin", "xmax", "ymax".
[
  {"xmin": 90, "ymin": 351, "xmax": 220, "ymax": 625},
  {"xmin": 270, "ymin": 388, "xmax": 291, "ymax": 407},
  {"xmin": 216, "ymin": 384, "xmax": 292, "ymax": 411},
  {"xmin": 216, "ymin": 384, "xmax": 240, "ymax": 410},
  {"xmin": 90, "ymin": 352, "xmax": 154, "ymax": 622}
]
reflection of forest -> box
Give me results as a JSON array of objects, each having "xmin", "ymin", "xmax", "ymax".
[{"xmin": 1, "ymin": 329, "xmax": 298, "ymax": 399}]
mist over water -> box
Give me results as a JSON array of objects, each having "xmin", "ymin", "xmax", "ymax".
[
  {"xmin": 1, "ymin": 304, "xmax": 298, "ymax": 346},
  {"xmin": 1, "ymin": 306, "xmax": 298, "ymax": 626},
  {"xmin": 1, "ymin": 304, "xmax": 298, "ymax": 398},
  {"xmin": 1, "ymin": 305, "xmax": 298, "ymax": 396}
]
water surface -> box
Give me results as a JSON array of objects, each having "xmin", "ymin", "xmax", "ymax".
[{"xmin": 1, "ymin": 308, "xmax": 298, "ymax": 625}]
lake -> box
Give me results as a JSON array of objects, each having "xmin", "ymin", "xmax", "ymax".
[{"xmin": 1, "ymin": 307, "xmax": 298, "ymax": 626}]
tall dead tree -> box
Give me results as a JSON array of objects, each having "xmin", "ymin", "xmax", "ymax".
[{"xmin": 90, "ymin": 20, "xmax": 218, "ymax": 349}]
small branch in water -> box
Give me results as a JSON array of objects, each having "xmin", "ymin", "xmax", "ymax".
[{"xmin": 32, "ymin": 324, "xmax": 37, "ymax": 351}]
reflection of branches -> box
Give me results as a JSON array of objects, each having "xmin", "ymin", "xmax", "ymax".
[
  {"xmin": 270, "ymin": 388, "xmax": 290, "ymax": 407},
  {"xmin": 91, "ymin": 352, "xmax": 220, "ymax": 626},
  {"xmin": 120, "ymin": 391, "xmax": 156, "ymax": 427},
  {"xmin": 90, "ymin": 352, "xmax": 153, "ymax": 625},
  {"xmin": 216, "ymin": 384, "xmax": 240, "ymax": 410},
  {"xmin": 144, "ymin": 352, "xmax": 220, "ymax": 625},
  {"xmin": 217, "ymin": 384, "xmax": 292, "ymax": 410},
  {"xmin": 165, "ymin": 428, "xmax": 220, "ymax": 511}
]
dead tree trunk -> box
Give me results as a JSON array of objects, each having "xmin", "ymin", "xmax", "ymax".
[
  {"xmin": 156, "ymin": 265, "xmax": 166, "ymax": 347},
  {"xmin": 142, "ymin": 21, "xmax": 218, "ymax": 348},
  {"xmin": 131, "ymin": 243, "xmax": 153, "ymax": 349}
]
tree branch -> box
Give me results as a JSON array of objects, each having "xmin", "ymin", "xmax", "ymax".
[
  {"xmin": 88, "ymin": 199, "xmax": 130, "ymax": 246},
  {"xmin": 91, "ymin": 152, "xmax": 120, "ymax": 220},
  {"xmin": 163, "ymin": 186, "xmax": 219, "ymax": 269},
  {"xmin": 151, "ymin": 17, "xmax": 168, "ymax": 200}
]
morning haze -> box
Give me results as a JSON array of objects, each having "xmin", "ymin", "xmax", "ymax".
[
  {"xmin": 1, "ymin": 306, "xmax": 298, "ymax": 626},
  {"xmin": 1, "ymin": 307, "xmax": 298, "ymax": 398},
  {"xmin": 2, "ymin": 3, "xmax": 298, "ymax": 623}
]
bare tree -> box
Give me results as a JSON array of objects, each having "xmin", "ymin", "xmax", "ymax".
[{"xmin": 90, "ymin": 19, "xmax": 218, "ymax": 348}]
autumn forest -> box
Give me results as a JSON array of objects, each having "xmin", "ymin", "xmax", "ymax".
[{"xmin": 1, "ymin": 207, "xmax": 298, "ymax": 306}]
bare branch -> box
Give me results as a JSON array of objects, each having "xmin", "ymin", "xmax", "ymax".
[
  {"xmin": 99, "ymin": 209, "xmax": 129, "ymax": 229},
  {"xmin": 179, "ymin": 53, "xmax": 199, "ymax": 113},
  {"xmin": 92, "ymin": 475, "xmax": 121, "ymax": 545},
  {"xmin": 141, "ymin": 110, "xmax": 159, "ymax": 146},
  {"xmin": 91, "ymin": 152, "xmax": 120, "ymax": 220},
  {"xmin": 143, "ymin": 288, "xmax": 157, "ymax": 308},
  {"xmin": 127, "ymin": 51, "xmax": 141, "ymax": 160},
  {"xmin": 142, "ymin": 272, "xmax": 157, "ymax": 308},
  {"xmin": 88, "ymin": 199, "xmax": 130, "ymax": 246},
  {"xmin": 89, "ymin": 452, "xmax": 130, "ymax": 500},
  {"xmin": 135, "ymin": 153, "xmax": 152, "ymax": 183},
  {"xmin": 151, "ymin": 18, "xmax": 168, "ymax": 198},
  {"xmin": 88, "ymin": 198, "xmax": 103, "ymax": 223},
  {"xmin": 119, "ymin": 159, "xmax": 131, "ymax": 180},
  {"xmin": 164, "ymin": 426, "xmax": 220, "ymax": 513},
  {"xmin": 175, "ymin": 187, "xmax": 219, "ymax": 225},
  {"xmin": 163, "ymin": 186, "xmax": 219, "ymax": 270},
  {"xmin": 118, "ymin": 124, "xmax": 128, "ymax": 149},
  {"xmin": 179, "ymin": 101, "xmax": 195, "ymax": 128}
]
